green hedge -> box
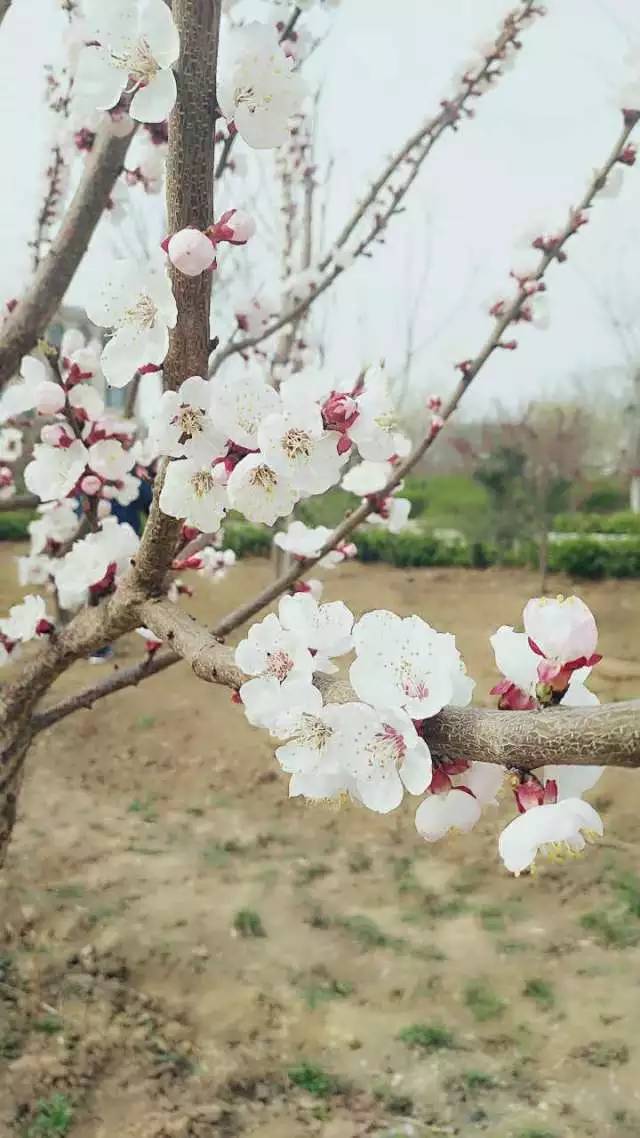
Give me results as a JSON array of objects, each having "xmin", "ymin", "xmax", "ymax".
[
  {"xmin": 553, "ymin": 511, "xmax": 640, "ymax": 535},
  {"xmin": 546, "ymin": 536, "xmax": 640, "ymax": 579},
  {"xmin": 0, "ymin": 510, "xmax": 35, "ymax": 541}
]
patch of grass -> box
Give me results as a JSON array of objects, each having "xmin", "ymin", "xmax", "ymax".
[
  {"xmin": 580, "ymin": 908, "xmax": 639, "ymax": 948},
  {"xmin": 46, "ymin": 883, "xmax": 85, "ymax": 900},
  {"xmin": 127, "ymin": 796, "xmax": 158, "ymax": 823},
  {"xmin": 479, "ymin": 905, "xmax": 507, "ymax": 933},
  {"xmin": 338, "ymin": 914, "xmax": 402, "ymax": 951},
  {"xmin": 0, "ymin": 1032, "xmax": 22, "ymax": 1059},
  {"xmin": 295, "ymin": 861, "xmax": 330, "ymax": 886},
  {"xmin": 497, "ymin": 939, "xmax": 528, "ymax": 954},
  {"xmin": 398, "ymin": 1023, "xmax": 457, "ymax": 1052},
  {"xmin": 32, "ymin": 1016, "xmax": 63, "ymax": 1035},
  {"xmin": 523, "ymin": 977, "xmax": 555, "ymax": 1010},
  {"xmin": 464, "ymin": 981, "xmax": 507, "ymax": 1023},
  {"xmin": 573, "ymin": 1040, "xmax": 629, "ymax": 1067},
  {"xmin": 347, "ymin": 848, "xmax": 372, "ymax": 873},
  {"xmin": 24, "ymin": 1094, "xmax": 73, "ymax": 1137},
  {"xmin": 301, "ymin": 978, "xmax": 353, "ymax": 1009},
  {"xmin": 463, "ymin": 1070, "xmax": 498, "ymax": 1091},
  {"xmin": 202, "ymin": 842, "xmax": 231, "ymax": 868},
  {"xmin": 287, "ymin": 1061, "xmax": 345, "ymax": 1098},
  {"xmin": 515, "ymin": 1131, "xmax": 558, "ymax": 1138},
  {"xmin": 233, "ymin": 908, "xmax": 266, "ymax": 938},
  {"xmin": 613, "ymin": 871, "xmax": 640, "ymax": 917},
  {"xmin": 134, "ymin": 714, "xmax": 156, "ymax": 730}
]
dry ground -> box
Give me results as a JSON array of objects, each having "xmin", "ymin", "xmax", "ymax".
[{"xmin": 1, "ymin": 549, "xmax": 640, "ymax": 1138}]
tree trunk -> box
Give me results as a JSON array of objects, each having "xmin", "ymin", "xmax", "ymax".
[{"xmin": 0, "ymin": 731, "xmax": 31, "ymax": 866}]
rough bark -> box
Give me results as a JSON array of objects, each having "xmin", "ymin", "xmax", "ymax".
[{"xmin": 0, "ymin": 121, "xmax": 135, "ymax": 390}]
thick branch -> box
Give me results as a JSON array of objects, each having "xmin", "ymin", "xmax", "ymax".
[
  {"xmin": 70, "ymin": 597, "xmax": 640, "ymax": 772},
  {"xmin": 0, "ymin": 494, "xmax": 37, "ymax": 513},
  {"xmin": 0, "ymin": 120, "xmax": 135, "ymax": 389}
]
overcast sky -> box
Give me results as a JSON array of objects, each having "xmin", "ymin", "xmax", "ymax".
[{"xmin": 1, "ymin": 0, "xmax": 640, "ymax": 417}]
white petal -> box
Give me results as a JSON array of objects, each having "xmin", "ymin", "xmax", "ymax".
[
  {"xmin": 140, "ymin": 0, "xmax": 180, "ymax": 66},
  {"xmin": 415, "ymin": 789, "xmax": 481, "ymax": 842},
  {"xmin": 130, "ymin": 68, "xmax": 177, "ymax": 123}
]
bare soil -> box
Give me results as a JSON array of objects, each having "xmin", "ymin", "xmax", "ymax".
[{"xmin": 1, "ymin": 552, "xmax": 639, "ymax": 1138}]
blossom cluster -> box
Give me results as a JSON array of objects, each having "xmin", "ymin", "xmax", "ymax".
[{"xmin": 235, "ymin": 594, "xmax": 605, "ymax": 875}]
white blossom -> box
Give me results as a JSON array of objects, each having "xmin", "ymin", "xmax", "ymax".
[
  {"xmin": 368, "ymin": 496, "xmax": 412, "ymax": 534},
  {"xmin": 53, "ymin": 517, "xmax": 139, "ymax": 609},
  {"xmin": 274, "ymin": 520, "xmax": 332, "ymax": 558},
  {"xmin": 28, "ymin": 501, "xmax": 79, "ymax": 555},
  {"xmin": 85, "ymin": 262, "xmax": 177, "ymax": 389},
  {"xmin": 218, "ymin": 22, "xmax": 307, "ymax": 149},
  {"xmin": 210, "ymin": 371, "xmax": 280, "ymax": 449},
  {"xmin": 167, "ymin": 229, "xmax": 216, "ymax": 277},
  {"xmin": 278, "ymin": 592, "xmax": 353, "ymax": 672},
  {"xmin": 340, "ymin": 703, "xmax": 432, "ymax": 814},
  {"xmin": 342, "ymin": 460, "xmax": 393, "ymax": 496},
  {"xmin": 0, "ymin": 356, "xmax": 65, "ymax": 423},
  {"xmin": 523, "ymin": 595, "xmax": 599, "ymax": 669},
  {"xmin": 235, "ymin": 611, "xmax": 313, "ymax": 686},
  {"xmin": 258, "ymin": 403, "xmax": 346, "ymax": 495},
  {"xmin": 349, "ymin": 369, "xmax": 411, "ymax": 462},
  {"xmin": 0, "ymin": 594, "xmax": 50, "ymax": 643},
  {"xmin": 491, "ymin": 626, "xmax": 598, "ymax": 705},
  {"xmin": 87, "ymin": 439, "xmax": 135, "ymax": 482},
  {"xmin": 350, "ymin": 611, "xmax": 459, "ymax": 719},
  {"xmin": 159, "ymin": 458, "xmax": 228, "ymax": 531},
  {"xmin": 240, "ymin": 674, "xmax": 317, "ymax": 730},
  {"xmin": 24, "ymin": 440, "xmax": 88, "ymax": 502},
  {"xmin": 415, "ymin": 788, "xmax": 482, "ymax": 842},
  {"xmin": 227, "ymin": 453, "xmax": 299, "ymax": 525},
  {"xmin": 150, "ymin": 376, "xmax": 226, "ymax": 462},
  {"xmin": 76, "ymin": 0, "xmax": 179, "ymax": 123},
  {"xmin": 499, "ymin": 798, "xmax": 603, "ymax": 875},
  {"xmin": 0, "ymin": 427, "xmax": 23, "ymax": 462}
]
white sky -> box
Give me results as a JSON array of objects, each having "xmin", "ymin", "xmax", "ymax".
[{"xmin": 1, "ymin": 0, "xmax": 640, "ymax": 417}]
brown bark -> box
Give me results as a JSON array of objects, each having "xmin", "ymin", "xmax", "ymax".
[{"xmin": 0, "ymin": 121, "xmax": 135, "ymax": 390}]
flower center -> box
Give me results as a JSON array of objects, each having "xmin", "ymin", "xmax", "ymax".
[
  {"xmin": 266, "ymin": 649, "xmax": 293, "ymax": 681},
  {"xmin": 175, "ymin": 406, "xmax": 204, "ymax": 439},
  {"xmin": 122, "ymin": 293, "xmax": 158, "ymax": 330},
  {"xmin": 399, "ymin": 661, "xmax": 430, "ymax": 701},
  {"xmin": 233, "ymin": 85, "xmax": 273, "ymax": 114},
  {"xmin": 190, "ymin": 470, "xmax": 214, "ymax": 498},
  {"xmin": 370, "ymin": 723, "xmax": 406, "ymax": 767},
  {"xmin": 249, "ymin": 464, "xmax": 278, "ymax": 492},
  {"xmin": 299, "ymin": 714, "xmax": 334, "ymax": 753},
  {"xmin": 374, "ymin": 410, "xmax": 399, "ymax": 433},
  {"xmin": 282, "ymin": 428, "xmax": 312, "ymax": 461},
  {"xmin": 111, "ymin": 38, "xmax": 160, "ymax": 85}
]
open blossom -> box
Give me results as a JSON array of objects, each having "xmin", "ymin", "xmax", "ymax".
[
  {"xmin": 149, "ymin": 376, "xmax": 226, "ymax": 461},
  {"xmin": 268, "ymin": 688, "xmax": 354, "ymax": 801},
  {"xmin": 218, "ymin": 22, "xmax": 307, "ymax": 148},
  {"xmin": 87, "ymin": 439, "xmax": 135, "ymax": 482},
  {"xmin": 235, "ymin": 611, "xmax": 314, "ymax": 689},
  {"xmin": 279, "ymin": 593, "xmax": 353, "ymax": 672},
  {"xmin": 349, "ymin": 369, "xmax": 411, "ymax": 462},
  {"xmin": 0, "ymin": 356, "xmax": 65, "ymax": 423},
  {"xmin": 543, "ymin": 763, "xmax": 603, "ymax": 801},
  {"xmin": 53, "ymin": 517, "xmax": 139, "ymax": 610},
  {"xmin": 339, "ymin": 703, "xmax": 432, "ymax": 814},
  {"xmin": 227, "ymin": 453, "xmax": 299, "ymax": 525},
  {"xmin": 350, "ymin": 611, "xmax": 469, "ymax": 719},
  {"xmin": 0, "ymin": 595, "xmax": 52, "ymax": 643},
  {"xmin": 0, "ymin": 427, "xmax": 23, "ymax": 462},
  {"xmin": 415, "ymin": 787, "xmax": 481, "ymax": 842},
  {"xmin": 166, "ymin": 229, "xmax": 216, "ymax": 277},
  {"xmin": 240, "ymin": 674, "xmax": 318, "ymax": 731},
  {"xmin": 523, "ymin": 595, "xmax": 600, "ymax": 684},
  {"xmin": 76, "ymin": 0, "xmax": 179, "ymax": 123},
  {"xmin": 491, "ymin": 624, "xmax": 599, "ymax": 707},
  {"xmin": 342, "ymin": 460, "xmax": 393, "ymax": 496},
  {"xmin": 499, "ymin": 798, "xmax": 603, "ymax": 875},
  {"xmin": 258, "ymin": 403, "xmax": 346, "ymax": 495},
  {"xmin": 210, "ymin": 371, "xmax": 280, "ymax": 449},
  {"xmin": 368, "ymin": 495, "xmax": 412, "ymax": 534},
  {"xmin": 24, "ymin": 440, "xmax": 88, "ymax": 502},
  {"xmin": 274, "ymin": 520, "xmax": 332, "ymax": 559},
  {"xmin": 159, "ymin": 458, "xmax": 228, "ymax": 531},
  {"xmin": 29, "ymin": 501, "xmax": 79, "ymax": 555},
  {"xmin": 85, "ymin": 262, "xmax": 177, "ymax": 389}
]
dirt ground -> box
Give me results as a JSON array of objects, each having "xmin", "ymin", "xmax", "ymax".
[{"xmin": 1, "ymin": 550, "xmax": 639, "ymax": 1138}]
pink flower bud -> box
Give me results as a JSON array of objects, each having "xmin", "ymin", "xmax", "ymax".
[
  {"xmin": 80, "ymin": 474, "xmax": 102, "ymax": 496},
  {"xmin": 167, "ymin": 228, "xmax": 216, "ymax": 276},
  {"xmin": 208, "ymin": 208, "xmax": 256, "ymax": 246},
  {"xmin": 322, "ymin": 391, "xmax": 359, "ymax": 433}
]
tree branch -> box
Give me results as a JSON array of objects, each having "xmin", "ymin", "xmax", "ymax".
[
  {"xmin": 0, "ymin": 0, "xmax": 11, "ymax": 28},
  {"xmin": 211, "ymin": 0, "xmax": 543, "ymax": 373},
  {"xmin": 61, "ymin": 596, "xmax": 640, "ymax": 773},
  {"xmin": 0, "ymin": 120, "xmax": 136, "ymax": 390}
]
